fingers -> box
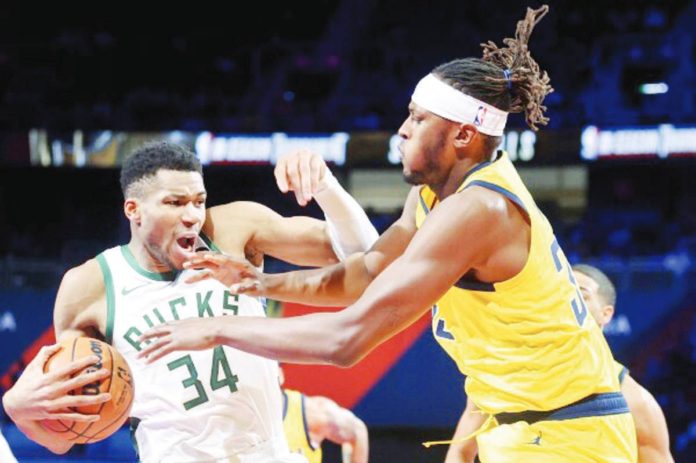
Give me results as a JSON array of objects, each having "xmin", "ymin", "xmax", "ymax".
[
  {"xmin": 43, "ymin": 411, "xmax": 103, "ymax": 423},
  {"xmin": 185, "ymin": 253, "xmax": 240, "ymax": 268},
  {"xmin": 47, "ymin": 355, "xmax": 101, "ymax": 381},
  {"xmin": 29, "ymin": 344, "xmax": 63, "ymax": 371},
  {"xmin": 277, "ymin": 150, "xmax": 326, "ymax": 206},
  {"xmin": 229, "ymin": 278, "xmax": 261, "ymax": 295},
  {"xmin": 299, "ymin": 153, "xmax": 312, "ymax": 204},
  {"xmin": 53, "ymin": 368, "xmax": 111, "ymax": 396},
  {"xmin": 137, "ymin": 338, "xmax": 173, "ymax": 364},
  {"xmin": 184, "ymin": 271, "xmax": 213, "ymax": 284},
  {"xmin": 137, "ymin": 325, "xmax": 171, "ymax": 346},
  {"xmin": 274, "ymin": 157, "xmax": 290, "ymax": 193},
  {"xmin": 48, "ymin": 392, "xmax": 112, "ymax": 415},
  {"xmin": 286, "ymin": 158, "xmax": 305, "ymax": 206},
  {"xmin": 309, "ymin": 154, "xmax": 323, "ymax": 193}
]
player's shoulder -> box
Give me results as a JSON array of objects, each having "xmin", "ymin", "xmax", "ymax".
[
  {"xmin": 454, "ymin": 183, "xmax": 513, "ymax": 215},
  {"xmin": 61, "ymin": 258, "xmax": 104, "ymax": 291}
]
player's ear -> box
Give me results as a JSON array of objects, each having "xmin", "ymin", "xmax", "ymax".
[
  {"xmin": 601, "ymin": 304, "xmax": 615, "ymax": 326},
  {"xmin": 124, "ymin": 198, "xmax": 141, "ymax": 224},
  {"xmin": 453, "ymin": 123, "xmax": 478, "ymax": 150}
]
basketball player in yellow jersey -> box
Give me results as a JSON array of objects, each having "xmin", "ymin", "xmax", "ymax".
[
  {"xmin": 139, "ymin": 6, "xmax": 637, "ymax": 462},
  {"xmin": 283, "ymin": 393, "xmax": 369, "ymax": 463},
  {"xmin": 574, "ymin": 265, "xmax": 674, "ymax": 463},
  {"xmin": 445, "ymin": 265, "xmax": 674, "ymax": 463},
  {"xmin": 280, "ymin": 369, "xmax": 369, "ymax": 463}
]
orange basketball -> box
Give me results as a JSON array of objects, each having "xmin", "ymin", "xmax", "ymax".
[{"xmin": 40, "ymin": 337, "xmax": 135, "ymax": 444}]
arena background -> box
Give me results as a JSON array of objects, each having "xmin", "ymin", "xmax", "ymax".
[{"xmin": 1, "ymin": 1, "xmax": 695, "ymax": 461}]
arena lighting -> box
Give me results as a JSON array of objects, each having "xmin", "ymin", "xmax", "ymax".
[
  {"xmin": 638, "ymin": 82, "xmax": 669, "ymax": 95},
  {"xmin": 581, "ymin": 124, "xmax": 696, "ymax": 160},
  {"xmin": 194, "ymin": 131, "xmax": 349, "ymax": 165},
  {"xmin": 387, "ymin": 129, "xmax": 536, "ymax": 165}
]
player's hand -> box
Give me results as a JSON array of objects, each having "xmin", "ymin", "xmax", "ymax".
[
  {"xmin": 183, "ymin": 253, "xmax": 266, "ymax": 296},
  {"xmin": 275, "ymin": 149, "xmax": 328, "ymax": 206},
  {"xmin": 2, "ymin": 344, "xmax": 112, "ymax": 423},
  {"xmin": 137, "ymin": 318, "xmax": 219, "ymax": 363}
]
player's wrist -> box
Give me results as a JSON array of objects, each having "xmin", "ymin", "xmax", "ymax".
[{"xmin": 314, "ymin": 167, "xmax": 339, "ymax": 195}]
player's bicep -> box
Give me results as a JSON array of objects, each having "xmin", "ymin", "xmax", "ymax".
[
  {"xmin": 340, "ymin": 193, "xmax": 502, "ymax": 361},
  {"xmin": 397, "ymin": 191, "xmax": 500, "ymax": 288},
  {"xmin": 260, "ymin": 215, "xmax": 336, "ymax": 266}
]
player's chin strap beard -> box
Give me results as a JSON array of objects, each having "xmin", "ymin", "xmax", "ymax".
[{"xmin": 411, "ymin": 73, "xmax": 508, "ymax": 137}]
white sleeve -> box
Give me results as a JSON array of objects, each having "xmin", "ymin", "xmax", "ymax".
[{"xmin": 314, "ymin": 169, "xmax": 379, "ymax": 261}]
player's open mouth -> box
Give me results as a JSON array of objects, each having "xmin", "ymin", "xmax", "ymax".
[{"xmin": 176, "ymin": 236, "xmax": 196, "ymax": 252}]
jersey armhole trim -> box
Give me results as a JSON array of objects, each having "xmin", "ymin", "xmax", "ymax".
[
  {"xmin": 96, "ymin": 253, "xmax": 115, "ymax": 345},
  {"xmin": 300, "ymin": 393, "xmax": 319, "ymax": 451}
]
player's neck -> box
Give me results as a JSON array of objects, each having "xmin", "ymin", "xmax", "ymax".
[
  {"xmin": 431, "ymin": 152, "xmax": 493, "ymax": 200},
  {"xmin": 126, "ymin": 240, "xmax": 173, "ymax": 274}
]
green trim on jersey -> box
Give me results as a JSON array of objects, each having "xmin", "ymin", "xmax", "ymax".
[
  {"xmin": 120, "ymin": 245, "xmax": 178, "ymax": 281},
  {"xmin": 96, "ymin": 253, "xmax": 116, "ymax": 344},
  {"xmin": 199, "ymin": 232, "xmax": 221, "ymax": 252}
]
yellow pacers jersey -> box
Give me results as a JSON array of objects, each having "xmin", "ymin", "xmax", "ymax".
[
  {"xmin": 416, "ymin": 151, "xmax": 619, "ymax": 414},
  {"xmin": 283, "ymin": 389, "xmax": 322, "ymax": 463}
]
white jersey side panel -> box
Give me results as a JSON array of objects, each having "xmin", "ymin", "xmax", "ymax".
[{"xmin": 98, "ymin": 244, "xmax": 304, "ymax": 463}]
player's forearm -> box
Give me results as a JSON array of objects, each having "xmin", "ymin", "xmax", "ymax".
[
  {"xmin": 214, "ymin": 310, "xmax": 359, "ymax": 366},
  {"xmin": 2, "ymin": 396, "xmax": 72, "ymax": 454},
  {"xmin": 262, "ymin": 253, "xmax": 374, "ymax": 306},
  {"xmin": 314, "ymin": 170, "xmax": 378, "ymax": 260}
]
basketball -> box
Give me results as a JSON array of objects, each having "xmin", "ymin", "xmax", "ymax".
[{"xmin": 40, "ymin": 337, "xmax": 135, "ymax": 444}]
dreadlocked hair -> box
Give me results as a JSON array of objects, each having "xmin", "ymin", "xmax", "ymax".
[{"xmin": 432, "ymin": 4, "xmax": 553, "ymax": 132}]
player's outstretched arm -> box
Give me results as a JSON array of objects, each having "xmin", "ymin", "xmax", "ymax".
[
  {"xmin": 139, "ymin": 187, "xmax": 512, "ymax": 367},
  {"xmin": 444, "ymin": 398, "xmax": 484, "ymax": 463},
  {"xmin": 305, "ymin": 395, "xmax": 369, "ymax": 463},
  {"xmin": 204, "ymin": 150, "xmax": 378, "ymax": 269},
  {"xmin": 622, "ymin": 375, "xmax": 674, "ymax": 463},
  {"xmin": 190, "ymin": 187, "xmax": 420, "ymax": 307},
  {"xmin": 274, "ymin": 149, "xmax": 379, "ymax": 260}
]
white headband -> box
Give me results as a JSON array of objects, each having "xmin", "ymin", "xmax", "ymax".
[{"xmin": 411, "ymin": 73, "xmax": 508, "ymax": 136}]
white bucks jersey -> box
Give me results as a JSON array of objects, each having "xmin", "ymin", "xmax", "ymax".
[{"xmin": 97, "ymin": 242, "xmax": 303, "ymax": 463}]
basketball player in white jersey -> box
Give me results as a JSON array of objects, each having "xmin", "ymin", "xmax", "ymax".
[{"xmin": 2, "ymin": 142, "xmax": 378, "ymax": 463}]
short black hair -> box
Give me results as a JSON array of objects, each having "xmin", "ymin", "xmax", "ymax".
[
  {"xmin": 572, "ymin": 264, "xmax": 617, "ymax": 307},
  {"xmin": 120, "ymin": 141, "xmax": 203, "ymax": 197}
]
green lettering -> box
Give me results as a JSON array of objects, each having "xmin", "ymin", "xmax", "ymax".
[
  {"xmin": 169, "ymin": 297, "xmax": 186, "ymax": 320},
  {"xmin": 124, "ymin": 327, "xmax": 144, "ymax": 351},
  {"xmin": 196, "ymin": 291, "xmax": 214, "ymax": 317},
  {"xmin": 210, "ymin": 346, "xmax": 239, "ymax": 393},
  {"xmin": 222, "ymin": 291, "xmax": 239, "ymax": 315},
  {"xmin": 153, "ymin": 308, "xmax": 166, "ymax": 323},
  {"xmin": 167, "ymin": 355, "xmax": 208, "ymax": 410}
]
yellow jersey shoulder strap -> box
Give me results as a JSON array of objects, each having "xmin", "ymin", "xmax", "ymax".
[{"xmin": 283, "ymin": 389, "xmax": 319, "ymax": 452}]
